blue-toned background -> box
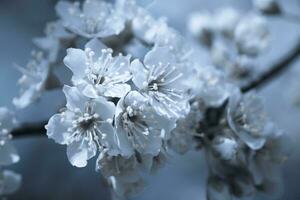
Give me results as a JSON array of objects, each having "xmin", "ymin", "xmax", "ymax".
[{"xmin": 0, "ymin": 0, "xmax": 300, "ymax": 199}]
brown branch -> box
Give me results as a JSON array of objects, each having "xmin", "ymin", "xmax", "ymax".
[
  {"xmin": 241, "ymin": 39, "xmax": 300, "ymax": 93},
  {"xmin": 11, "ymin": 121, "xmax": 47, "ymax": 138}
]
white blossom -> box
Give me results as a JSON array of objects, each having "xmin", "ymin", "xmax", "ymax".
[
  {"xmin": 206, "ymin": 122, "xmax": 289, "ymax": 199},
  {"xmin": 64, "ymin": 38, "xmax": 131, "ymax": 99},
  {"xmin": 46, "ymin": 85, "xmax": 120, "ymax": 167},
  {"xmin": 210, "ymin": 42, "xmax": 232, "ymax": 69},
  {"xmin": 0, "ymin": 108, "xmax": 21, "ymax": 196},
  {"xmin": 56, "ymin": 0, "xmax": 128, "ymax": 38},
  {"xmin": 227, "ymin": 90, "xmax": 269, "ymax": 150},
  {"xmin": 0, "ymin": 170, "xmax": 21, "ymax": 196},
  {"xmin": 0, "ymin": 108, "xmax": 19, "ymax": 166},
  {"xmin": 194, "ymin": 66, "xmax": 235, "ymax": 108},
  {"xmin": 210, "ymin": 42, "xmax": 254, "ymax": 81},
  {"xmin": 115, "ymin": 91, "xmax": 175, "ymax": 156},
  {"xmin": 156, "ymin": 28, "xmax": 195, "ymax": 72},
  {"xmin": 130, "ymin": 46, "xmax": 190, "ymax": 119},
  {"xmin": 234, "ymin": 15, "xmax": 270, "ymax": 57},
  {"xmin": 132, "ymin": 8, "xmax": 169, "ymax": 44},
  {"xmin": 10, "ymin": 1, "xmax": 290, "ymax": 199},
  {"xmin": 13, "ymin": 51, "xmax": 51, "ymax": 109},
  {"xmin": 33, "ymin": 21, "xmax": 75, "ymax": 63},
  {"xmin": 187, "ymin": 12, "xmax": 214, "ymax": 46},
  {"xmin": 214, "ymin": 7, "xmax": 240, "ymax": 38},
  {"xmin": 132, "ymin": 7, "xmax": 194, "ymax": 70}
]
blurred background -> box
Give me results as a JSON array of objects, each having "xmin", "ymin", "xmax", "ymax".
[{"xmin": 0, "ymin": 0, "xmax": 300, "ymax": 199}]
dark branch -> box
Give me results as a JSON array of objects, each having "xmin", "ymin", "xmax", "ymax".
[
  {"xmin": 241, "ymin": 39, "xmax": 300, "ymax": 93},
  {"xmin": 11, "ymin": 121, "xmax": 48, "ymax": 138}
]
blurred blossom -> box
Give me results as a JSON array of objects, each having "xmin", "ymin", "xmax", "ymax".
[
  {"xmin": 211, "ymin": 137, "xmax": 238, "ymax": 161},
  {"xmin": 210, "ymin": 42, "xmax": 232, "ymax": 69},
  {"xmin": 234, "ymin": 15, "xmax": 270, "ymax": 57},
  {"xmin": 13, "ymin": 51, "xmax": 54, "ymax": 109},
  {"xmin": 0, "ymin": 170, "xmax": 22, "ymax": 196},
  {"xmin": 214, "ymin": 7, "xmax": 240, "ymax": 38},
  {"xmin": 227, "ymin": 90, "xmax": 269, "ymax": 150},
  {"xmin": 187, "ymin": 12, "xmax": 214, "ymax": 46},
  {"xmin": 193, "ymin": 66, "xmax": 235, "ymax": 108},
  {"xmin": 0, "ymin": 108, "xmax": 19, "ymax": 165},
  {"xmin": 33, "ymin": 21, "xmax": 75, "ymax": 63},
  {"xmin": 0, "ymin": 108, "xmax": 21, "ymax": 196},
  {"xmin": 132, "ymin": 7, "xmax": 169, "ymax": 44},
  {"xmin": 56, "ymin": 0, "xmax": 132, "ymax": 38},
  {"xmin": 253, "ymin": 0, "xmax": 281, "ymax": 14}
]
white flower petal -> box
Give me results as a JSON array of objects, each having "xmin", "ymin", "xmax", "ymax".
[
  {"xmin": 45, "ymin": 113, "xmax": 72, "ymax": 145},
  {"xmin": 80, "ymin": 84, "xmax": 99, "ymax": 99},
  {"xmin": 144, "ymin": 46, "xmax": 176, "ymax": 68},
  {"xmin": 98, "ymin": 123, "xmax": 121, "ymax": 156},
  {"xmin": 55, "ymin": 1, "xmax": 81, "ymax": 31},
  {"xmin": 66, "ymin": 140, "xmax": 97, "ymax": 168},
  {"xmin": 64, "ymin": 48, "xmax": 86, "ymax": 79},
  {"xmin": 0, "ymin": 142, "xmax": 20, "ymax": 166},
  {"xmin": 93, "ymin": 97, "xmax": 116, "ymax": 121},
  {"xmin": 63, "ymin": 85, "xmax": 89, "ymax": 111},
  {"xmin": 103, "ymin": 84, "xmax": 131, "ymax": 98},
  {"xmin": 85, "ymin": 38, "xmax": 107, "ymax": 58},
  {"xmin": 130, "ymin": 59, "xmax": 148, "ymax": 90},
  {"xmin": 83, "ymin": 0, "xmax": 111, "ymax": 19}
]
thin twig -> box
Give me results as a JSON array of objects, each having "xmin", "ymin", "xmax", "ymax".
[{"xmin": 241, "ymin": 39, "xmax": 300, "ymax": 93}]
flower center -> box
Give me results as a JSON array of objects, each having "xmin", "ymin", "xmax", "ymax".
[
  {"xmin": 66, "ymin": 104, "xmax": 105, "ymax": 148},
  {"xmin": 148, "ymin": 81, "xmax": 160, "ymax": 91},
  {"xmin": 77, "ymin": 113, "xmax": 98, "ymax": 131}
]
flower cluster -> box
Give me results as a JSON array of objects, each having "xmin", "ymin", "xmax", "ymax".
[
  {"xmin": 0, "ymin": 108, "xmax": 21, "ymax": 197},
  {"xmin": 204, "ymin": 90, "xmax": 289, "ymax": 199},
  {"xmin": 46, "ymin": 36, "xmax": 190, "ymax": 197},
  {"xmin": 7, "ymin": 0, "xmax": 290, "ymax": 199},
  {"xmin": 56, "ymin": 0, "xmax": 136, "ymax": 38},
  {"xmin": 187, "ymin": 7, "xmax": 270, "ymax": 85},
  {"xmin": 13, "ymin": 20, "xmax": 71, "ymax": 109}
]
